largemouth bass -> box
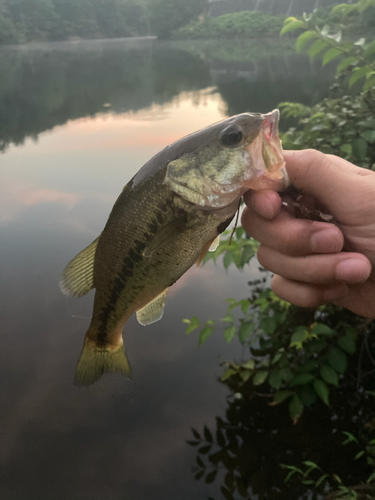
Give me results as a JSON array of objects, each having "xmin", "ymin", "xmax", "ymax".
[{"xmin": 61, "ymin": 109, "xmax": 288, "ymax": 386}]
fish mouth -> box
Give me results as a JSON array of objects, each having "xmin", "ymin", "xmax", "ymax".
[{"xmin": 243, "ymin": 109, "xmax": 289, "ymax": 191}]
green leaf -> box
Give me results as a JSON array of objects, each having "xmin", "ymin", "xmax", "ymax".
[
  {"xmin": 340, "ymin": 143, "xmax": 352, "ymax": 155},
  {"xmin": 313, "ymin": 379, "xmax": 330, "ymax": 406},
  {"xmin": 232, "ymin": 250, "xmax": 242, "ymax": 268},
  {"xmin": 253, "ymin": 370, "xmax": 268, "ymax": 386},
  {"xmin": 365, "ymin": 40, "xmax": 375, "ymax": 57},
  {"xmin": 322, "ymin": 48, "xmax": 342, "ymax": 66},
  {"xmin": 241, "ymin": 245, "xmax": 255, "ymax": 266},
  {"xmin": 238, "ymin": 321, "xmax": 254, "ymax": 344},
  {"xmin": 260, "ymin": 317, "xmax": 277, "ymax": 335},
  {"xmin": 321, "ymin": 365, "xmax": 339, "ymax": 386},
  {"xmin": 352, "ymin": 138, "xmax": 368, "ymax": 161},
  {"xmin": 355, "ymin": 451, "xmax": 365, "ymax": 460},
  {"xmin": 185, "ymin": 316, "xmax": 200, "ymax": 334},
  {"xmin": 336, "ymin": 56, "xmax": 358, "ymax": 73},
  {"xmin": 279, "ymin": 367, "xmax": 293, "ymax": 382},
  {"xmin": 315, "ymin": 474, "xmax": 329, "ymax": 487},
  {"xmin": 272, "ymin": 390, "xmax": 292, "ymax": 405},
  {"xmin": 290, "ymin": 373, "xmax": 315, "ymax": 386},
  {"xmin": 240, "ymin": 370, "xmax": 252, "ymax": 382},
  {"xmin": 242, "ymin": 359, "xmax": 255, "ymax": 369},
  {"xmin": 338, "ymin": 334, "xmax": 356, "ymax": 354},
  {"xmin": 224, "ymin": 326, "xmax": 236, "ymax": 344},
  {"xmin": 289, "ymin": 394, "xmax": 304, "ymax": 421},
  {"xmin": 342, "ymin": 431, "xmax": 359, "ymax": 445},
  {"xmin": 240, "ymin": 299, "xmax": 250, "ymax": 314},
  {"xmin": 328, "ymin": 347, "xmax": 347, "ymax": 374},
  {"xmin": 280, "ymin": 20, "xmax": 304, "ymax": 36},
  {"xmin": 291, "ymin": 329, "xmax": 307, "ymax": 344},
  {"xmin": 221, "ymin": 368, "xmax": 236, "ymax": 381},
  {"xmin": 311, "ymin": 323, "xmax": 334, "ymax": 336},
  {"xmin": 300, "ymin": 384, "xmax": 317, "ymax": 407},
  {"xmin": 349, "ymin": 65, "xmax": 373, "ymax": 87},
  {"xmin": 221, "ymin": 314, "xmax": 234, "ymax": 324},
  {"xmin": 223, "ymin": 252, "xmax": 233, "ymax": 269},
  {"xmin": 296, "ymin": 31, "xmax": 318, "ymax": 52},
  {"xmin": 269, "ymin": 371, "xmax": 282, "ymax": 390},
  {"xmin": 361, "ymin": 130, "xmax": 375, "ymax": 143},
  {"xmin": 309, "ymin": 39, "xmax": 328, "ymax": 59},
  {"xmin": 363, "ymin": 74, "xmax": 375, "ymax": 91},
  {"xmin": 199, "ymin": 327, "xmax": 213, "ymax": 346}
]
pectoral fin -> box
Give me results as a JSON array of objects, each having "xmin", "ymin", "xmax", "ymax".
[
  {"xmin": 209, "ymin": 235, "xmax": 220, "ymax": 252},
  {"xmin": 143, "ymin": 218, "xmax": 185, "ymax": 258},
  {"xmin": 136, "ymin": 289, "xmax": 168, "ymax": 326},
  {"xmin": 196, "ymin": 237, "xmax": 218, "ymax": 268},
  {"xmin": 60, "ymin": 237, "xmax": 99, "ymax": 297}
]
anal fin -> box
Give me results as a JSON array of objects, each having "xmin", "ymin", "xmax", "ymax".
[{"xmin": 136, "ymin": 289, "xmax": 168, "ymax": 326}]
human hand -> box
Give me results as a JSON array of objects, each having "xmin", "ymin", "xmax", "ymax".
[{"xmin": 241, "ymin": 149, "xmax": 375, "ymax": 319}]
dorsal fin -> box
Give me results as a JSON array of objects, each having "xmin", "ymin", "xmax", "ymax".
[
  {"xmin": 136, "ymin": 289, "xmax": 168, "ymax": 326},
  {"xmin": 60, "ymin": 237, "xmax": 99, "ymax": 297}
]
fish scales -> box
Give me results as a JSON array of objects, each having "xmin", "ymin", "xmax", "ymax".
[
  {"xmin": 60, "ymin": 109, "xmax": 288, "ymax": 386},
  {"xmin": 91, "ymin": 169, "xmax": 233, "ymax": 346}
]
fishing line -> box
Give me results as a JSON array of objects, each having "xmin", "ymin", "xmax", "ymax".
[
  {"xmin": 229, "ymin": 199, "xmax": 242, "ymax": 245},
  {"xmin": 64, "ymin": 296, "xmax": 90, "ymax": 320}
]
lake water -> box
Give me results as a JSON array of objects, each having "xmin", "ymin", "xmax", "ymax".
[{"xmin": 1, "ymin": 37, "xmax": 369, "ymax": 500}]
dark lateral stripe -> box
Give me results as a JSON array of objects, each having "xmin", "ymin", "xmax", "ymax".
[{"xmin": 96, "ymin": 240, "xmax": 147, "ymax": 345}]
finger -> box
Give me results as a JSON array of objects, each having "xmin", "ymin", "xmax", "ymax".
[
  {"xmin": 257, "ymin": 246, "xmax": 372, "ymax": 285},
  {"xmin": 241, "ymin": 207, "xmax": 344, "ymax": 256},
  {"xmin": 271, "ymin": 275, "xmax": 349, "ymax": 309},
  {"xmin": 283, "ymin": 150, "xmax": 375, "ymax": 217},
  {"xmin": 243, "ymin": 190, "xmax": 282, "ymax": 220}
]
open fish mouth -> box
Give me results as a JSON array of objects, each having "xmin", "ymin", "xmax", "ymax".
[{"xmin": 243, "ymin": 109, "xmax": 289, "ymax": 191}]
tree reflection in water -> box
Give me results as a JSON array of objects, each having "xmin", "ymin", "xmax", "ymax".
[{"xmin": 189, "ymin": 336, "xmax": 375, "ymax": 500}]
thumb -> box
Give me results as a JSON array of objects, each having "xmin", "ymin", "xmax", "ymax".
[{"xmin": 283, "ymin": 149, "xmax": 372, "ymax": 215}]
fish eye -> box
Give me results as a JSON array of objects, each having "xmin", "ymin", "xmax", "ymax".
[{"xmin": 219, "ymin": 126, "xmax": 243, "ymax": 147}]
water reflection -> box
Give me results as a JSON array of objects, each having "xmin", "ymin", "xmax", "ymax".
[
  {"xmin": 0, "ymin": 38, "xmax": 335, "ymax": 152},
  {"xmin": 189, "ymin": 365, "xmax": 375, "ymax": 499}
]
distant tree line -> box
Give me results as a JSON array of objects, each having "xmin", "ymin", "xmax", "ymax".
[
  {"xmin": 0, "ymin": 0, "xmax": 209, "ymax": 44},
  {"xmin": 0, "ymin": 0, "xmax": 152, "ymax": 43}
]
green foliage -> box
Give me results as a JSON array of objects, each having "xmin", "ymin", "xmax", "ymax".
[
  {"xmin": 189, "ymin": 392, "xmax": 375, "ymax": 499},
  {"xmin": 0, "ymin": 0, "xmax": 151, "ymax": 44},
  {"xmin": 184, "ymin": 246, "xmax": 375, "ymax": 423},
  {"xmin": 280, "ymin": 90, "xmax": 375, "ymax": 168},
  {"xmin": 281, "ymin": 2, "xmax": 375, "ymax": 91},
  {"xmin": 202, "ymin": 226, "xmax": 259, "ymax": 270},
  {"xmin": 174, "ymin": 11, "xmax": 285, "ymax": 40},
  {"xmin": 147, "ymin": 0, "xmax": 207, "ymax": 39},
  {"xmin": 280, "ymin": 425, "xmax": 375, "ymax": 498}
]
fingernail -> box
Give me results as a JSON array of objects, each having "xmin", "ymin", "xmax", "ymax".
[
  {"xmin": 323, "ymin": 284, "xmax": 348, "ymax": 302},
  {"xmin": 310, "ymin": 228, "xmax": 341, "ymax": 253},
  {"xmin": 335, "ymin": 258, "xmax": 370, "ymax": 282}
]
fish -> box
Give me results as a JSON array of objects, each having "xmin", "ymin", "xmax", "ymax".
[{"xmin": 60, "ymin": 109, "xmax": 288, "ymax": 386}]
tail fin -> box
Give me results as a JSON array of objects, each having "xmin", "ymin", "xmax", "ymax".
[{"xmin": 74, "ymin": 339, "xmax": 131, "ymax": 387}]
